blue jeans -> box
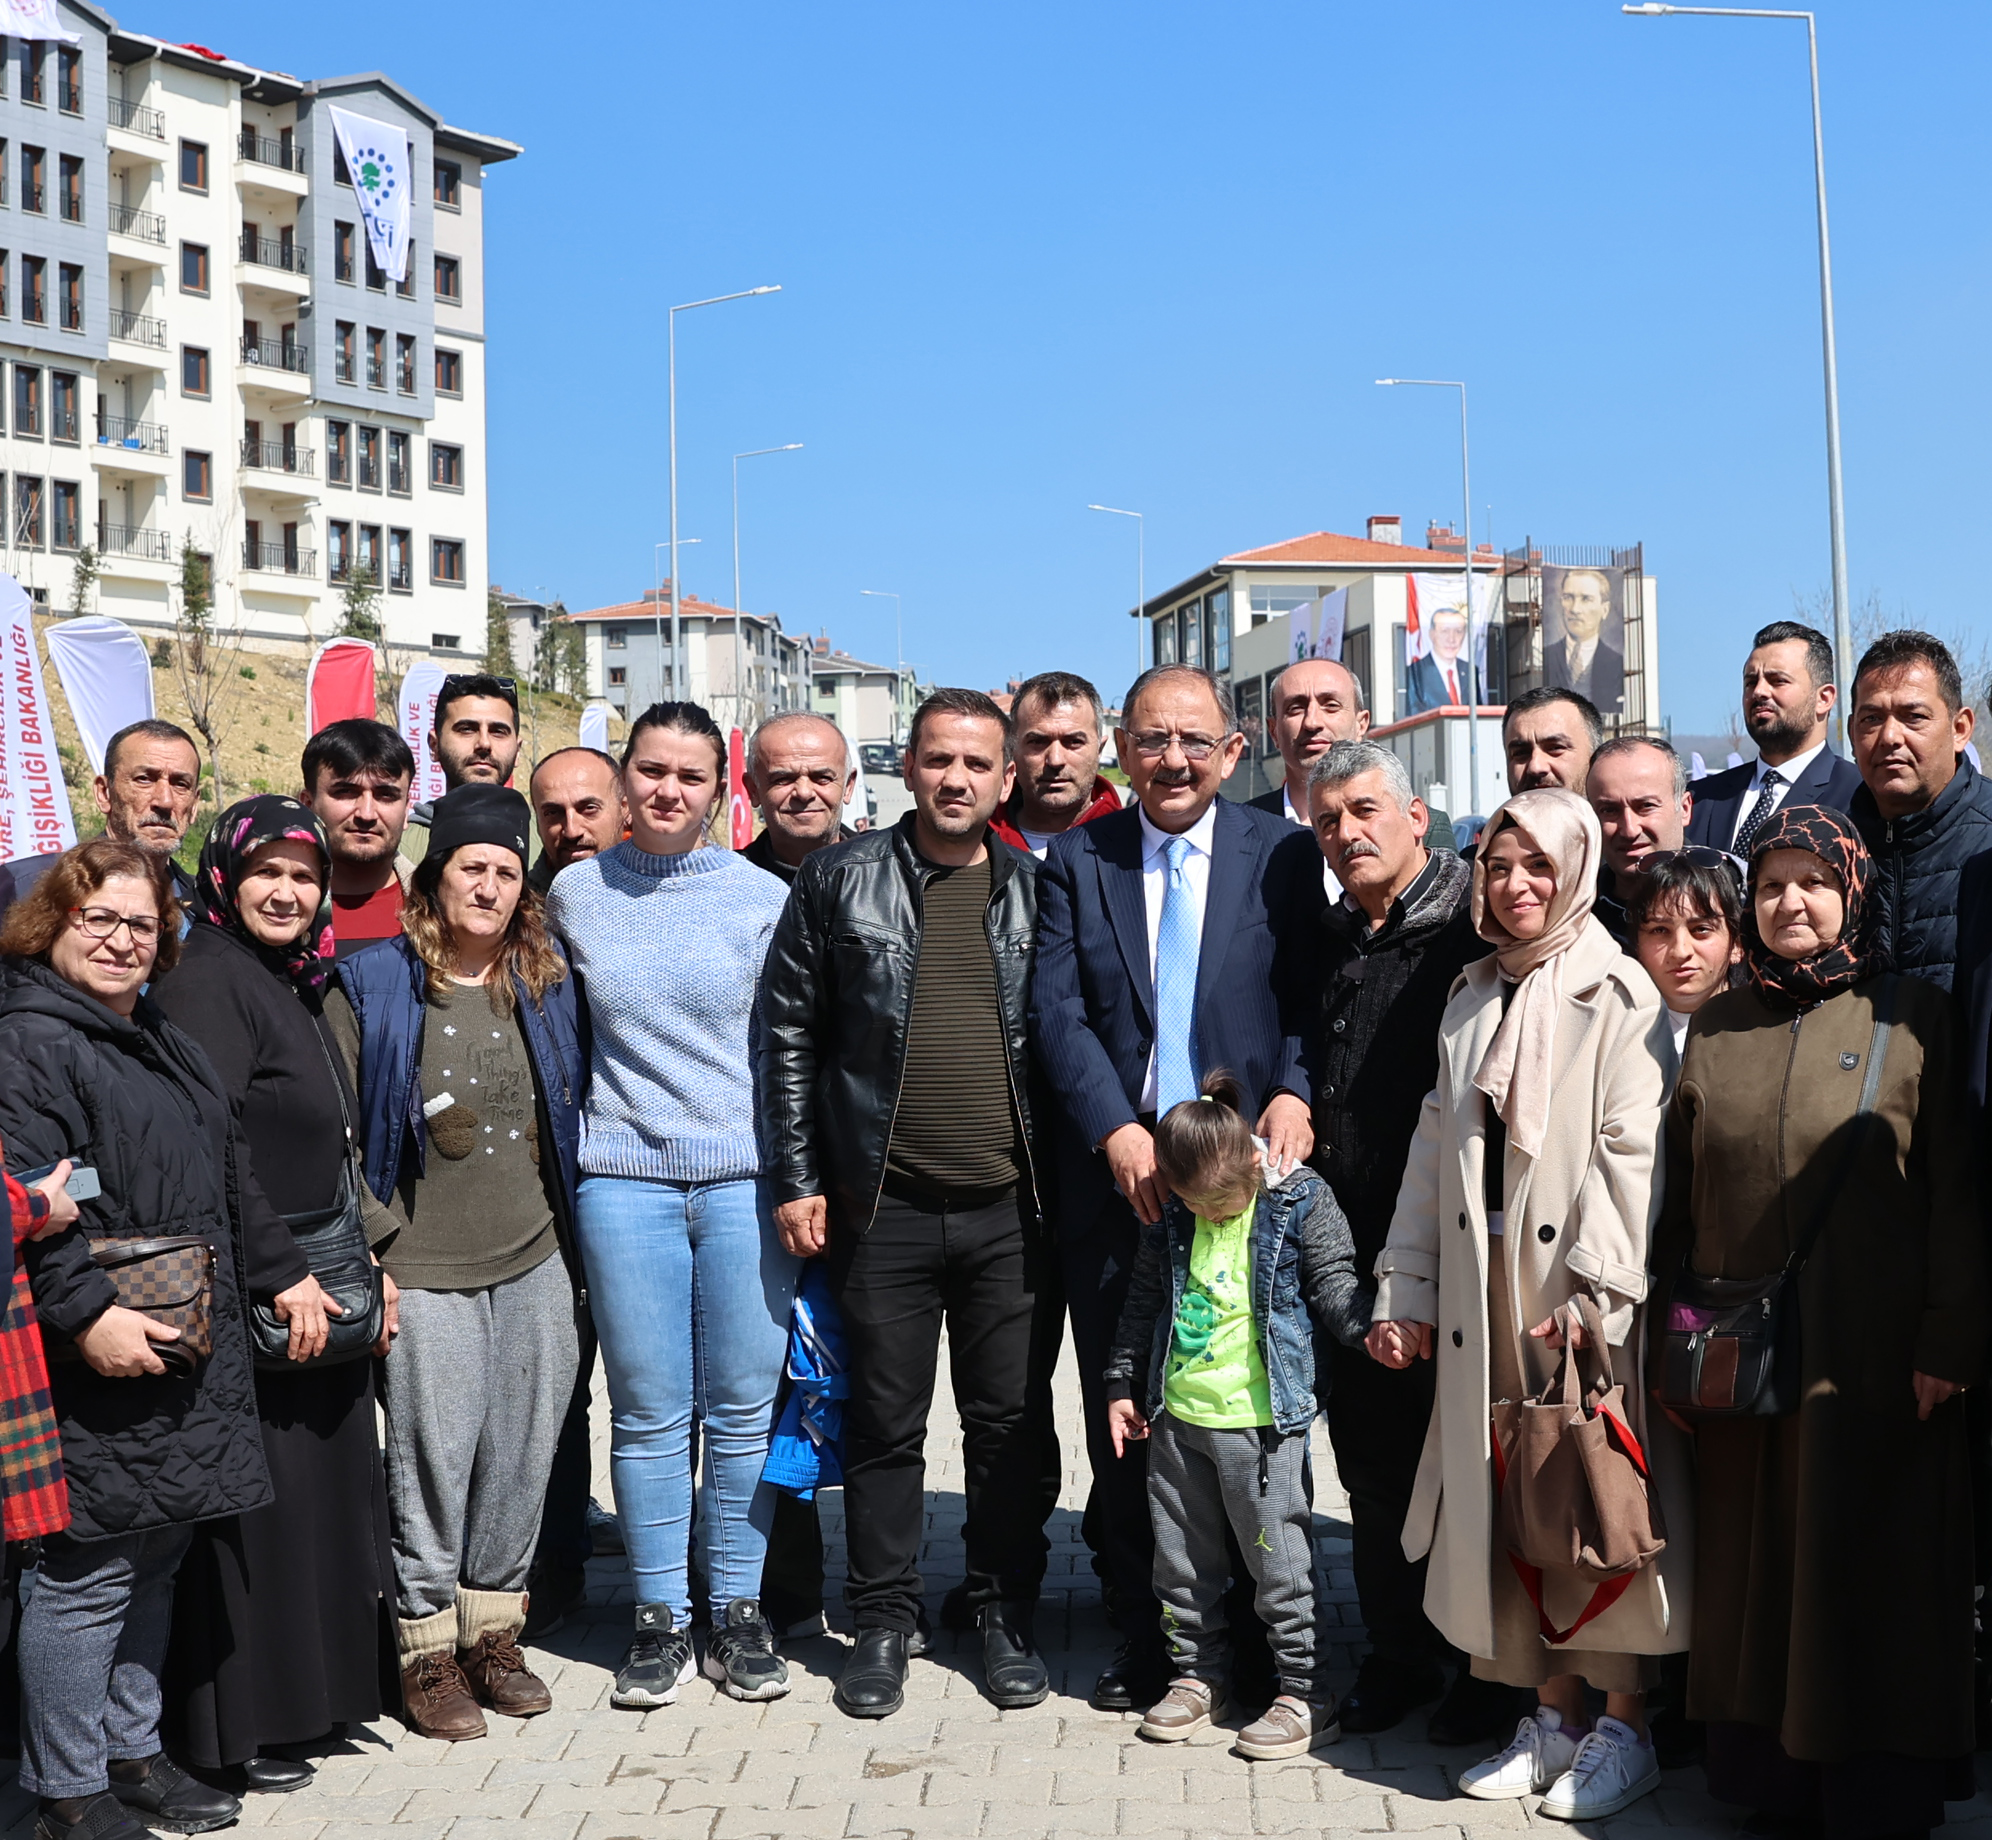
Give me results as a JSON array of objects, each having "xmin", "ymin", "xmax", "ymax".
[{"xmin": 576, "ymin": 1175, "xmax": 798, "ymax": 1616}]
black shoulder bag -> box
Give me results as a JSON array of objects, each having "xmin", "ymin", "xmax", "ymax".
[
  {"xmin": 248, "ymin": 1018, "xmax": 386, "ymax": 1371},
  {"xmin": 1656, "ymin": 981, "xmax": 1894, "ymax": 1419}
]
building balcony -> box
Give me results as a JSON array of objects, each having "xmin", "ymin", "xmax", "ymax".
[
  {"xmin": 239, "ymin": 230, "xmax": 307, "ymax": 277},
  {"xmin": 108, "ymin": 308, "xmax": 167, "ymax": 349},
  {"xmin": 241, "ymin": 437, "xmax": 315, "ymax": 478},
  {"xmin": 240, "ymin": 334, "xmax": 307, "ymax": 373},
  {"xmin": 237, "ymin": 131, "xmax": 303, "ymax": 174},
  {"xmin": 243, "ymin": 539, "xmax": 315, "ymax": 577},
  {"xmin": 107, "ymin": 98, "xmax": 166, "ymax": 140},
  {"xmin": 95, "ymin": 415, "xmax": 168, "ymax": 455},
  {"xmin": 108, "ymin": 203, "xmax": 166, "ymax": 245},
  {"xmin": 97, "ymin": 522, "xmax": 174, "ymax": 562}
]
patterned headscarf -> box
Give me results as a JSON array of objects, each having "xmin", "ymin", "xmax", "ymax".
[
  {"xmin": 195, "ymin": 795, "xmax": 338, "ymax": 996},
  {"xmin": 1743, "ymin": 802, "xmax": 1878, "ymax": 1007}
]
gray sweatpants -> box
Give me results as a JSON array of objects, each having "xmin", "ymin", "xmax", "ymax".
[
  {"xmin": 1147, "ymin": 1412, "xmax": 1321, "ymax": 1699},
  {"xmin": 381, "ymin": 1251, "xmax": 580, "ymax": 1619}
]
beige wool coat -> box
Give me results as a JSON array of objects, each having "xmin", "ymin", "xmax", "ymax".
[{"xmin": 1372, "ymin": 918, "xmax": 1694, "ymax": 1662}]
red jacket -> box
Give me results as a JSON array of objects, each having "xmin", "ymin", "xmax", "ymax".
[
  {"xmin": 1, "ymin": 1160, "xmax": 67, "ymax": 1541},
  {"xmin": 989, "ymin": 776, "xmax": 1124, "ymax": 854}
]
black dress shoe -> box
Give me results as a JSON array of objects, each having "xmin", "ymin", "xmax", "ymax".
[
  {"xmin": 106, "ymin": 1757, "xmax": 241, "ymax": 1835},
  {"xmin": 835, "ymin": 1628, "xmax": 910, "ymax": 1719},
  {"xmin": 979, "ymin": 1604, "xmax": 1049, "ymax": 1709},
  {"xmin": 241, "ymin": 1755, "xmax": 314, "ymax": 1794},
  {"xmin": 1336, "ymin": 1657, "xmax": 1446, "ymax": 1734},
  {"xmin": 1425, "ymin": 1669, "xmax": 1524, "ymax": 1747},
  {"xmin": 35, "ymin": 1792, "xmax": 162, "ymax": 1840},
  {"xmin": 1091, "ymin": 1640, "xmax": 1172, "ymax": 1712}
]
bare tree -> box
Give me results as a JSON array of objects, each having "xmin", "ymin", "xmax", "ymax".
[
  {"xmin": 171, "ymin": 538, "xmax": 247, "ymax": 808},
  {"xmin": 1795, "ymin": 585, "xmax": 1992, "ymax": 733}
]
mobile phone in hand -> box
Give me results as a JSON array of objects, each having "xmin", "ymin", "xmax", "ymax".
[{"xmin": 15, "ymin": 1163, "xmax": 100, "ymax": 1203}]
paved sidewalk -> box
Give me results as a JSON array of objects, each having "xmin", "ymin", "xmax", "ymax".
[{"xmin": 16, "ymin": 1341, "xmax": 1990, "ymax": 1839}]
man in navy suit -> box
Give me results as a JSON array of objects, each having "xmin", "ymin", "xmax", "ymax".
[
  {"xmin": 1032, "ymin": 663, "xmax": 1322, "ymax": 1711},
  {"xmin": 1686, "ymin": 621, "xmax": 1861, "ymax": 851}
]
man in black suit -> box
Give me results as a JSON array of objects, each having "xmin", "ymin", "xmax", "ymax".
[
  {"xmin": 1545, "ymin": 568, "xmax": 1624, "ymax": 713},
  {"xmin": 1686, "ymin": 621, "xmax": 1862, "ymax": 851},
  {"xmin": 1032, "ymin": 663, "xmax": 1321, "ymax": 1712}
]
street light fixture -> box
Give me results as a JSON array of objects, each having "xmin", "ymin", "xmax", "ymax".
[
  {"xmin": 1377, "ymin": 378, "xmax": 1484, "ymax": 813},
  {"xmin": 666, "ymin": 285, "xmax": 782, "ymax": 696},
  {"xmin": 859, "ymin": 589, "xmax": 904, "ymax": 739},
  {"xmin": 1623, "ymin": 3, "xmax": 1850, "ymax": 747},
  {"xmin": 731, "ymin": 444, "xmax": 805, "ymax": 730},
  {"xmin": 1087, "ymin": 505, "xmax": 1144, "ymax": 679}
]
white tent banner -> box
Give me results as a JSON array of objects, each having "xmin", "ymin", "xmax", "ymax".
[
  {"xmin": 327, "ymin": 106, "xmax": 412, "ymax": 284},
  {"xmin": 0, "ymin": 0, "xmax": 80, "ymax": 44},
  {"xmin": 0, "ymin": 575, "xmax": 77, "ymax": 860},
  {"xmin": 579, "ymin": 703, "xmax": 610, "ymax": 758},
  {"xmin": 397, "ymin": 658, "xmax": 449, "ymax": 803},
  {"xmin": 46, "ymin": 615, "xmax": 155, "ymax": 771}
]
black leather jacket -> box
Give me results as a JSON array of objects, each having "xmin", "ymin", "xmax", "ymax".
[{"xmin": 758, "ymin": 813, "xmax": 1042, "ymax": 1231}]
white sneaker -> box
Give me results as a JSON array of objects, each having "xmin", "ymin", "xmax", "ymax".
[
  {"xmin": 1456, "ymin": 1706, "xmax": 1583, "ymax": 1800},
  {"xmin": 1538, "ymin": 1715, "xmax": 1662, "ymax": 1820}
]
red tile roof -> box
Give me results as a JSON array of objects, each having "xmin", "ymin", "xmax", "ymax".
[
  {"xmin": 562, "ymin": 591, "xmax": 744, "ymax": 624},
  {"xmin": 1220, "ymin": 529, "xmax": 1468, "ymax": 567}
]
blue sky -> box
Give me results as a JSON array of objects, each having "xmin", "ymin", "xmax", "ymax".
[{"xmin": 169, "ymin": 1, "xmax": 1990, "ymax": 731}]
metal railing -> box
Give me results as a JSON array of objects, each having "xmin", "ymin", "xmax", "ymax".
[
  {"xmin": 108, "ymin": 203, "xmax": 166, "ymax": 244},
  {"xmin": 59, "ymin": 190, "xmax": 80, "ymax": 223},
  {"xmin": 239, "ymin": 231, "xmax": 306, "ymax": 275},
  {"xmin": 95, "ymin": 415, "xmax": 168, "ymax": 454},
  {"xmin": 243, "ymin": 539, "xmax": 313, "ymax": 575},
  {"xmin": 237, "ymin": 131, "xmax": 303, "ymax": 173},
  {"xmin": 98, "ymin": 523, "xmax": 174, "ymax": 561},
  {"xmin": 365, "ymin": 351, "xmax": 384, "ymax": 387},
  {"xmin": 109, "ymin": 308, "xmax": 166, "ymax": 348},
  {"xmin": 334, "ymin": 354, "xmax": 355, "ymax": 384},
  {"xmin": 20, "ymin": 183, "xmax": 43, "ymax": 214},
  {"xmin": 387, "ymin": 457, "xmax": 409, "ymax": 493},
  {"xmin": 357, "ymin": 452, "xmax": 379, "ymax": 489},
  {"xmin": 240, "ymin": 438, "xmax": 314, "ymax": 476},
  {"xmin": 107, "ymin": 97, "xmax": 165, "ymax": 140},
  {"xmin": 240, "ymin": 335, "xmax": 307, "ymax": 373},
  {"xmin": 58, "ymin": 292, "xmax": 80, "ymax": 331}
]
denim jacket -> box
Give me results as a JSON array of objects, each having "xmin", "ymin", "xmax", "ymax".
[{"xmin": 1104, "ymin": 1160, "xmax": 1371, "ymax": 1437}]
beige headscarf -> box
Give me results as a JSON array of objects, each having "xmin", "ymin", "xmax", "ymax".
[{"xmin": 1469, "ymin": 786, "xmax": 1603, "ymax": 1159}]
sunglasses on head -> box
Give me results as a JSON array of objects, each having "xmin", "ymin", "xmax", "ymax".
[{"xmin": 440, "ymin": 674, "xmax": 517, "ymax": 699}]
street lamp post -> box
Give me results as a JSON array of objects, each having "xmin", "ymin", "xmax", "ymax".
[
  {"xmin": 859, "ymin": 590, "xmax": 903, "ymax": 741},
  {"xmin": 652, "ymin": 539, "xmax": 699, "ymax": 707},
  {"xmin": 667, "ymin": 285, "xmax": 781, "ymax": 698},
  {"xmin": 731, "ymin": 444, "xmax": 804, "ymax": 733},
  {"xmin": 1087, "ymin": 505, "xmax": 1144, "ymax": 680},
  {"xmin": 1623, "ymin": 3, "xmax": 1850, "ymax": 747},
  {"xmin": 1378, "ymin": 378, "xmax": 1483, "ymax": 813}
]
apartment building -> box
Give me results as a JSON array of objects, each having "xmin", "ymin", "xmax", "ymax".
[
  {"xmin": 0, "ymin": 0, "xmax": 517, "ymax": 656},
  {"xmin": 564, "ymin": 588, "xmax": 816, "ymax": 732}
]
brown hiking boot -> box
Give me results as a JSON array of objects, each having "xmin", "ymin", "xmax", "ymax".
[
  {"xmin": 459, "ymin": 1628, "xmax": 553, "ymax": 1718},
  {"xmin": 401, "ymin": 1650, "xmax": 487, "ymax": 1741}
]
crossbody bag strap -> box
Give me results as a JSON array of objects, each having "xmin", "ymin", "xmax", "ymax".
[{"xmin": 1784, "ymin": 977, "xmax": 1896, "ymax": 1278}]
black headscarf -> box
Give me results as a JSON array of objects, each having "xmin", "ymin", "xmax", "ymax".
[
  {"xmin": 1743, "ymin": 803, "xmax": 1879, "ymax": 1008},
  {"xmin": 195, "ymin": 795, "xmax": 338, "ymax": 997}
]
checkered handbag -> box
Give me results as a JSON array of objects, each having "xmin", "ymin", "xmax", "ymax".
[{"xmin": 77, "ymin": 1237, "xmax": 214, "ymax": 1378}]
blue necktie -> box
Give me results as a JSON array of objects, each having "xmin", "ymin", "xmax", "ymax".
[{"xmin": 1155, "ymin": 835, "xmax": 1200, "ymax": 1114}]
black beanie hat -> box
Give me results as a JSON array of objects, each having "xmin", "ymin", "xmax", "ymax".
[{"xmin": 428, "ymin": 783, "xmax": 532, "ymax": 866}]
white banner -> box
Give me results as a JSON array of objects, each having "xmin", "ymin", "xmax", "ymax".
[
  {"xmin": 1287, "ymin": 586, "xmax": 1347, "ymax": 665},
  {"xmin": 397, "ymin": 658, "xmax": 449, "ymax": 803},
  {"xmin": 0, "ymin": 0, "xmax": 80, "ymax": 43},
  {"xmin": 327, "ymin": 106, "xmax": 412, "ymax": 285},
  {"xmin": 579, "ymin": 702, "xmax": 610, "ymax": 758},
  {"xmin": 45, "ymin": 615, "xmax": 155, "ymax": 772},
  {"xmin": 0, "ymin": 576, "xmax": 77, "ymax": 860}
]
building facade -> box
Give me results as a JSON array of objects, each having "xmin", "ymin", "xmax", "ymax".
[
  {"xmin": 0, "ymin": 1, "xmax": 516, "ymax": 658},
  {"xmin": 563, "ymin": 588, "xmax": 815, "ymax": 733}
]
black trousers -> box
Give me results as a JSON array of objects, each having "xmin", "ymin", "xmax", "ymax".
[
  {"xmin": 537, "ymin": 1308, "xmax": 599, "ymax": 1569},
  {"xmin": 1322, "ymin": 1335, "xmax": 1445, "ymax": 1674},
  {"xmin": 829, "ymin": 1190, "xmax": 1049, "ymax": 1633}
]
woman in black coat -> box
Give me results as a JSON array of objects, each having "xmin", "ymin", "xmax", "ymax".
[
  {"xmin": 153, "ymin": 797, "xmax": 400, "ymax": 1793},
  {"xmin": 0, "ymin": 838, "xmax": 332, "ymax": 1840}
]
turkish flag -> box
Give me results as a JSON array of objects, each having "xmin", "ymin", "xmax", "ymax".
[
  {"xmin": 729, "ymin": 727, "xmax": 754, "ymax": 850},
  {"xmin": 306, "ymin": 637, "xmax": 378, "ymax": 734}
]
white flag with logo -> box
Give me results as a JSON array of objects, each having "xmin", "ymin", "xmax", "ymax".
[
  {"xmin": 45, "ymin": 615, "xmax": 155, "ymax": 771},
  {"xmin": 398, "ymin": 657, "xmax": 449, "ymax": 803},
  {"xmin": 0, "ymin": 0, "xmax": 80, "ymax": 44},
  {"xmin": 327, "ymin": 105, "xmax": 412, "ymax": 284},
  {"xmin": 0, "ymin": 575, "xmax": 78, "ymax": 859}
]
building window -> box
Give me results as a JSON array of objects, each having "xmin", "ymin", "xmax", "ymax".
[
  {"xmin": 396, "ymin": 245, "xmax": 415, "ymax": 300},
  {"xmin": 431, "ymin": 537, "xmax": 464, "ymax": 585},
  {"xmin": 13, "ymin": 365, "xmax": 38, "ymax": 436},
  {"xmin": 57, "ymin": 262, "xmax": 79, "ymax": 331},
  {"xmin": 335, "ymin": 320, "xmax": 356, "ymax": 384},
  {"xmin": 20, "ymin": 43, "xmax": 43, "ymax": 107},
  {"xmin": 334, "ymin": 220, "xmax": 355, "ymax": 283},
  {"xmin": 178, "ymin": 139, "xmax": 206, "ymax": 192},
  {"xmin": 365, "ymin": 326, "xmax": 384, "ymax": 387},
  {"xmin": 327, "ymin": 519, "xmax": 350, "ymax": 580},
  {"xmin": 388, "ymin": 526, "xmax": 412, "ymax": 591},
  {"xmin": 395, "ymin": 332, "xmax": 416, "ymax": 394},
  {"xmin": 435, "ymin": 346, "xmax": 462, "ymax": 396},
  {"xmin": 57, "ymin": 153, "xmax": 79, "ymax": 222},
  {"xmin": 327, "ymin": 419, "xmax": 350, "ymax": 485},
  {"xmin": 430, "ymin": 442, "xmax": 463, "ymax": 491},
  {"xmin": 19, "ymin": 257, "xmax": 42, "ymax": 325},
  {"xmin": 56, "ymin": 47, "xmax": 79, "ymax": 114},
  {"xmin": 50, "ymin": 371, "xmax": 75, "ymax": 441},
  {"xmin": 434, "ymin": 159, "xmax": 460, "ymax": 209},
  {"xmin": 357, "ymin": 523, "xmax": 380, "ymax": 577},
  {"xmin": 21, "ymin": 145, "xmax": 42, "ymax": 213},
  {"xmin": 357, "ymin": 424, "xmax": 379, "ymax": 489},
  {"xmin": 1210, "ymin": 587, "xmax": 1230, "ymax": 673},
  {"xmin": 183, "ymin": 449, "xmax": 211, "ymax": 502},
  {"xmin": 386, "ymin": 429, "xmax": 409, "ymax": 494},
  {"xmin": 433, "ymin": 254, "xmax": 460, "ymax": 302},
  {"xmin": 181, "ymin": 345, "xmax": 209, "ymax": 397},
  {"xmin": 0, "ymin": 252, "xmax": 8, "ymax": 318},
  {"xmin": 0, "ymin": 141, "xmax": 8, "ymax": 207},
  {"xmin": 606, "ymin": 624, "xmax": 627, "ymax": 650},
  {"xmin": 180, "ymin": 241, "xmax": 208, "ymax": 294},
  {"xmin": 14, "ymin": 476, "xmax": 41, "ymax": 549},
  {"xmin": 51, "ymin": 479, "xmax": 77, "ymax": 549},
  {"xmin": 608, "ymin": 666, "xmax": 626, "ymax": 688}
]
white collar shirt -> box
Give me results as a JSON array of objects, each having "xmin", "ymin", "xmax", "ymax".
[
  {"xmin": 1567, "ymin": 633, "xmax": 1599, "ymax": 686},
  {"xmin": 1280, "ymin": 783, "xmax": 1344, "ymax": 903},
  {"xmin": 1730, "ymin": 740, "xmax": 1827, "ymax": 848},
  {"xmin": 1138, "ymin": 799, "xmax": 1219, "ymax": 1113}
]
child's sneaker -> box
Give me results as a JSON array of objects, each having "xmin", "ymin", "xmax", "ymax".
[
  {"xmin": 1234, "ymin": 1693, "xmax": 1341, "ymax": 1760},
  {"xmin": 1537, "ymin": 1715, "xmax": 1661, "ymax": 1820},
  {"xmin": 1137, "ymin": 1675, "xmax": 1228, "ymax": 1741},
  {"xmin": 1457, "ymin": 1705, "xmax": 1583, "ymax": 1799}
]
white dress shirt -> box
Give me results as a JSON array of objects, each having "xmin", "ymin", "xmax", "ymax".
[
  {"xmin": 1138, "ymin": 800, "xmax": 1218, "ymax": 1113},
  {"xmin": 1728, "ymin": 741, "xmax": 1826, "ymax": 848},
  {"xmin": 1280, "ymin": 784, "xmax": 1344, "ymax": 902},
  {"xmin": 1666, "ymin": 1006, "xmax": 1691, "ymax": 1061}
]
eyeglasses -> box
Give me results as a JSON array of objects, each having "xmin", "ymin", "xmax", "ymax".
[
  {"xmin": 1127, "ymin": 731, "xmax": 1226, "ymax": 761},
  {"xmin": 70, "ymin": 906, "xmax": 162, "ymax": 943}
]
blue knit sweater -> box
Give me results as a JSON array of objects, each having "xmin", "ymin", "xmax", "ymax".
[{"xmin": 546, "ymin": 839, "xmax": 789, "ymax": 1183}]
